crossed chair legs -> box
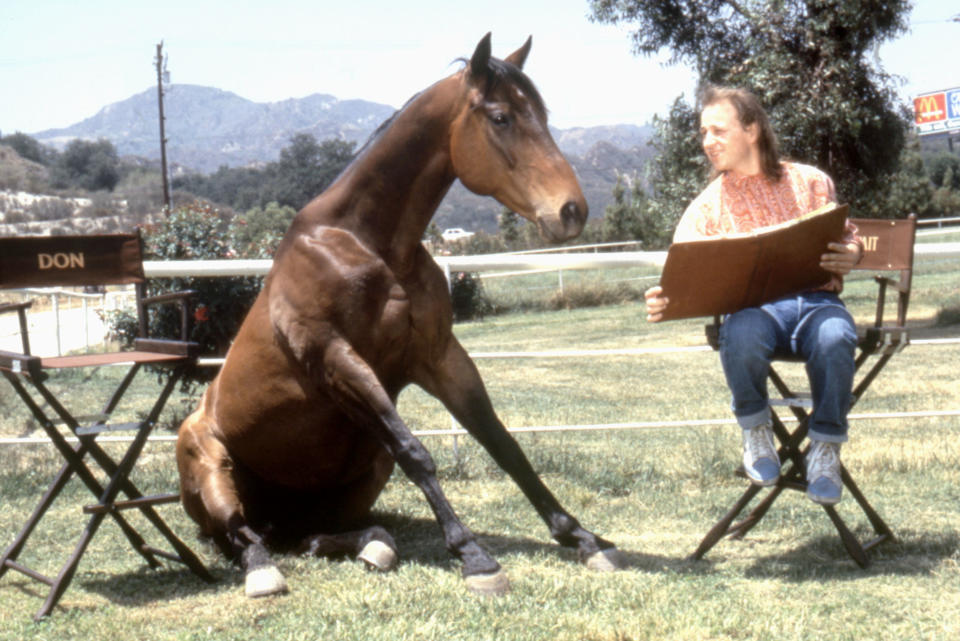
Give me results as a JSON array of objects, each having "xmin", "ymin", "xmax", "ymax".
[
  {"xmin": 690, "ymin": 376, "xmax": 895, "ymax": 568},
  {"xmin": 0, "ymin": 365, "xmax": 213, "ymax": 620}
]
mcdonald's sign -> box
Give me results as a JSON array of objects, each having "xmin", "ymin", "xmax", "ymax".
[{"xmin": 914, "ymin": 87, "xmax": 960, "ymax": 136}]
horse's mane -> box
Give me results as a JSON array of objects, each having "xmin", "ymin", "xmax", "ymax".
[
  {"xmin": 457, "ymin": 56, "xmax": 547, "ymax": 119},
  {"xmin": 353, "ymin": 55, "xmax": 547, "ymax": 160}
]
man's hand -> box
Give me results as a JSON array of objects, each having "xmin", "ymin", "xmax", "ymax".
[
  {"xmin": 820, "ymin": 241, "xmax": 861, "ymax": 276},
  {"xmin": 644, "ymin": 285, "xmax": 669, "ymax": 322}
]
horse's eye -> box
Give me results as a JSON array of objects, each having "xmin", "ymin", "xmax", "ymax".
[{"xmin": 490, "ymin": 112, "xmax": 510, "ymax": 127}]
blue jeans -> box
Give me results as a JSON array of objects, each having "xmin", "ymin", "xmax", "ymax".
[{"xmin": 718, "ymin": 292, "xmax": 856, "ymax": 443}]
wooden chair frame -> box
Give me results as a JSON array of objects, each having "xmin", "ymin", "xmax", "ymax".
[
  {"xmin": 691, "ymin": 215, "xmax": 917, "ymax": 567},
  {"xmin": 0, "ymin": 233, "xmax": 213, "ymax": 620}
]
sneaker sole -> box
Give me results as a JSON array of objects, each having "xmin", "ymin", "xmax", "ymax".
[{"xmin": 807, "ymin": 491, "xmax": 841, "ymax": 505}]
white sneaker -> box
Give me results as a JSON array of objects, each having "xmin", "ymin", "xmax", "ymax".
[
  {"xmin": 742, "ymin": 424, "xmax": 780, "ymax": 486},
  {"xmin": 806, "ymin": 440, "xmax": 843, "ymax": 505}
]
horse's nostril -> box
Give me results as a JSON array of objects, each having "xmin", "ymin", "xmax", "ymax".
[{"xmin": 561, "ymin": 201, "xmax": 582, "ymax": 228}]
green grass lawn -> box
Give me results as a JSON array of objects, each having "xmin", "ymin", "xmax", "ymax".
[{"xmin": 0, "ymin": 249, "xmax": 958, "ymax": 640}]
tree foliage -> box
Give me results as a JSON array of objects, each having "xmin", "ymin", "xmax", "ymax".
[
  {"xmin": 0, "ymin": 132, "xmax": 55, "ymax": 165},
  {"xmin": 590, "ymin": 0, "xmax": 914, "ymax": 218},
  {"xmin": 925, "ymin": 152, "xmax": 960, "ymax": 190},
  {"xmin": 109, "ymin": 202, "xmax": 263, "ymax": 388},
  {"xmin": 173, "ymin": 133, "xmax": 355, "ymax": 213},
  {"xmin": 268, "ymin": 134, "xmax": 356, "ymax": 210},
  {"xmin": 51, "ymin": 138, "xmax": 121, "ymax": 191},
  {"xmin": 602, "ymin": 172, "xmax": 671, "ymax": 246},
  {"xmin": 230, "ymin": 201, "xmax": 298, "ymax": 258}
]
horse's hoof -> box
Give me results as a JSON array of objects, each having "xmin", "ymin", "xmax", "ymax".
[
  {"xmin": 245, "ymin": 565, "xmax": 289, "ymax": 598},
  {"xmin": 358, "ymin": 539, "xmax": 397, "ymax": 572},
  {"xmin": 585, "ymin": 548, "xmax": 625, "ymax": 572},
  {"xmin": 464, "ymin": 569, "xmax": 510, "ymax": 596}
]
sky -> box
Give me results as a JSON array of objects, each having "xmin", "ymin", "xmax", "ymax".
[{"xmin": 1, "ymin": 0, "xmax": 957, "ymax": 135}]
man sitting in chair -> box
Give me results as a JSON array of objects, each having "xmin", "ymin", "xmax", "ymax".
[{"xmin": 644, "ymin": 86, "xmax": 863, "ymax": 505}]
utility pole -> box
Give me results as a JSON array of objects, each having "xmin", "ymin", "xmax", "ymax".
[{"xmin": 155, "ymin": 41, "xmax": 171, "ymax": 212}]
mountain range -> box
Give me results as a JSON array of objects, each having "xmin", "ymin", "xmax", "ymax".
[{"xmin": 30, "ymin": 85, "xmax": 654, "ymax": 232}]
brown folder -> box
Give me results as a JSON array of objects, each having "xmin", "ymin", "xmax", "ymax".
[{"xmin": 658, "ymin": 203, "xmax": 848, "ymax": 321}]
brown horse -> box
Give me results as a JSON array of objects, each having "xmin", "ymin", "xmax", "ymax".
[{"xmin": 176, "ymin": 33, "xmax": 621, "ymax": 598}]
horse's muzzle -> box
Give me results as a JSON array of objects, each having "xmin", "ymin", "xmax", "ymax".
[
  {"xmin": 561, "ymin": 200, "xmax": 586, "ymax": 231},
  {"xmin": 540, "ymin": 199, "xmax": 587, "ymax": 242}
]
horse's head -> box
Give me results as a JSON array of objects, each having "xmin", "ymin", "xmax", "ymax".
[{"xmin": 449, "ymin": 33, "xmax": 588, "ymax": 243}]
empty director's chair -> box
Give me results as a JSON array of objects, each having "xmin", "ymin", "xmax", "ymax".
[
  {"xmin": 0, "ymin": 233, "xmax": 213, "ymax": 620},
  {"xmin": 691, "ymin": 215, "xmax": 917, "ymax": 567}
]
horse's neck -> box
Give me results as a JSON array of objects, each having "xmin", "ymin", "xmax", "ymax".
[{"xmin": 308, "ymin": 77, "xmax": 461, "ymax": 269}]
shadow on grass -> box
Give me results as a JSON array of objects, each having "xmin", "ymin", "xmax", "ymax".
[
  {"xmin": 738, "ymin": 528, "xmax": 960, "ymax": 582},
  {"xmin": 373, "ymin": 511, "xmax": 689, "ymax": 575},
  {"xmin": 82, "ymin": 512, "xmax": 955, "ymax": 609},
  {"xmin": 79, "ymin": 510, "xmax": 696, "ymax": 609},
  {"xmin": 81, "ymin": 563, "xmax": 228, "ymax": 608}
]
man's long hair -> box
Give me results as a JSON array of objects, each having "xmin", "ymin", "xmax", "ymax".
[{"xmin": 701, "ymin": 86, "xmax": 782, "ymax": 181}]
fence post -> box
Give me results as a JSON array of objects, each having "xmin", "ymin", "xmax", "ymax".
[
  {"xmin": 82, "ymin": 296, "xmax": 90, "ymax": 350},
  {"xmin": 51, "ymin": 292, "xmax": 62, "ymax": 356}
]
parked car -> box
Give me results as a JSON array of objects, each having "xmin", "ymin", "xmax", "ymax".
[{"xmin": 441, "ymin": 227, "xmax": 475, "ymax": 242}]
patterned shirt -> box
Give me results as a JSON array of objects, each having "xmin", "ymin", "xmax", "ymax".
[{"xmin": 674, "ymin": 161, "xmax": 859, "ymax": 292}]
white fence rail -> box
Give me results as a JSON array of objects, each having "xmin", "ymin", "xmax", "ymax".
[
  {"xmin": 142, "ymin": 242, "xmax": 960, "ymax": 280},
  {"xmin": 4, "ymin": 241, "xmax": 960, "ymax": 357},
  {"xmin": 3, "ymin": 240, "xmax": 960, "ymax": 446}
]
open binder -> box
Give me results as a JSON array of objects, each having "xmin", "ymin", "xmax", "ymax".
[{"xmin": 658, "ymin": 203, "xmax": 848, "ymax": 321}]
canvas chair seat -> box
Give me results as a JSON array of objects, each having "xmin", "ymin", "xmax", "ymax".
[
  {"xmin": 691, "ymin": 215, "xmax": 917, "ymax": 567},
  {"xmin": 0, "ymin": 233, "xmax": 213, "ymax": 620}
]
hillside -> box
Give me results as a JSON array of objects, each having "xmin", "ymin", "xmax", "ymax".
[
  {"xmin": 16, "ymin": 86, "xmax": 653, "ymax": 233},
  {"xmin": 33, "ymin": 85, "xmax": 397, "ymax": 173}
]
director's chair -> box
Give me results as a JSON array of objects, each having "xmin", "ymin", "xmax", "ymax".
[
  {"xmin": 0, "ymin": 233, "xmax": 213, "ymax": 620},
  {"xmin": 691, "ymin": 215, "xmax": 916, "ymax": 567}
]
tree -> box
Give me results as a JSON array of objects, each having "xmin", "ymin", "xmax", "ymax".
[
  {"xmin": 880, "ymin": 137, "xmax": 935, "ymax": 219},
  {"xmin": 602, "ymin": 173, "xmax": 660, "ymax": 244},
  {"xmin": 498, "ymin": 207, "xmax": 522, "ymax": 247},
  {"xmin": 639, "ymin": 97, "xmax": 709, "ymax": 245},
  {"xmin": 590, "ymin": 0, "xmax": 913, "ymax": 218},
  {"xmin": 0, "ymin": 132, "xmax": 55, "ymax": 165},
  {"xmin": 925, "ymin": 152, "xmax": 960, "ymax": 191},
  {"xmin": 268, "ymin": 134, "xmax": 355, "ymax": 210},
  {"xmin": 172, "ymin": 134, "xmax": 356, "ymax": 213},
  {"xmin": 231, "ymin": 201, "xmax": 298, "ymax": 258},
  {"xmin": 51, "ymin": 138, "xmax": 120, "ymax": 191}
]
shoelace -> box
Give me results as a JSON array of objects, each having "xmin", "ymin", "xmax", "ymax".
[
  {"xmin": 746, "ymin": 426, "xmax": 776, "ymax": 460},
  {"xmin": 808, "ymin": 442, "xmax": 840, "ymax": 481}
]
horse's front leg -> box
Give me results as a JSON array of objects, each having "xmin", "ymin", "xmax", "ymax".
[
  {"xmin": 419, "ymin": 338, "xmax": 623, "ymax": 571},
  {"xmin": 321, "ymin": 338, "xmax": 509, "ymax": 594}
]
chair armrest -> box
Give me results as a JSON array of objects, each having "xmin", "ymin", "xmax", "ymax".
[
  {"xmin": 133, "ymin": 337, "xmax": 200, "ymax": 358},
  {"xmin": 704, "ymin": 314, "xmax": 722, "ymax": 351},
  {"xmin": 139, "ymin": 290, "xmax": 197, "ymax": 307},
  {"xmin": 0, "ymin": 300, "xmax": 34, "ymax": 315},
  {"xmin": 0, "ymin": 349, "xmax": 44, "ymax": 380},
  {"xmin": 874, "ymin": 274, "xmax": 908, "ymax": 293},
  {"xmin": 858, "ymin": 326, "xmax": 910, "ymax": 356},
  {"xmin": 137, "ymin": 289, "xmax": 198, "ymax": 341},
  {"xmin": 0, "ymin": 300, "xmax": 34, "ymax": 354}
]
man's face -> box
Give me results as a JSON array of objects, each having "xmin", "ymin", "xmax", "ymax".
[{"xmin": 700, "ymin": 99, "xmax": 758, "ymax": 175}]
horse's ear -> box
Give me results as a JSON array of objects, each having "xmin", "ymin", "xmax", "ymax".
[
  {"xmin": 504, "ymin": 36, "xmax": 532, "ymax": 70},
  {"xmin": 470, "ymin": 32, "xmax": 492, "ymax": 77}
]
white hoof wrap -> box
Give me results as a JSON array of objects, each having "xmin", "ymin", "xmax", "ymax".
[
  {"xmin": 358, "ymin": 540, "xmax": 398, "ymax": 572},
  {"xmin": 585, "ymin": 548, "xmax": 624, "ymax": 572},
  {"xmin": 464, "ymin": 569, "xmax": 510, "ymax": 596},
  {"xmin": 245, "ymin": 565, "xmax": 289, "ymax": 598}
]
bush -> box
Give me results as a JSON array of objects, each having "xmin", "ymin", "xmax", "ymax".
[
  {"xmin": 546, "ymin": 282, "xmax": 644, "ymax": 311},
  {"xmin": 450, "ymin": 272, "xmax": 493, "ymax": 321},
  {"xmin": 121, "ymin": 201, "xmax": 263, "ymax": 389}
]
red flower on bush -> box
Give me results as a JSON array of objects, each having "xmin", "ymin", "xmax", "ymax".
[{"xmin": 194, "ymin": 305, "xmax": 210, "ymax": 323}]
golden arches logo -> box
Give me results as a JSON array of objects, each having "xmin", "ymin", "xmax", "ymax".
[{"xmin": 914, "ymin": 94, "xmax": 946, "ymax": 124}]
